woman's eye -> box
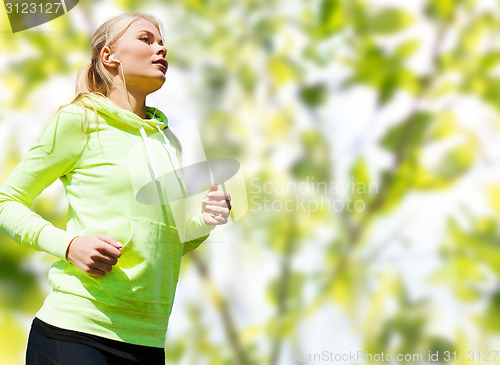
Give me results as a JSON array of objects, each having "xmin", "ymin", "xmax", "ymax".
[{"xmin": 140, "ymin": 37, "xmax": 149, "ymax": 43}]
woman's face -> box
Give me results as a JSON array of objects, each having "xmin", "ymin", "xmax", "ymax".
[{"xmin": 108, "ymin": 18, "xmax": 168, "ymax": 95}]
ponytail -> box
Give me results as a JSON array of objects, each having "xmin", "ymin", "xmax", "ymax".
[{"xmin": 75, "ymin": 61, "xmax": 109, "ymax": 97}]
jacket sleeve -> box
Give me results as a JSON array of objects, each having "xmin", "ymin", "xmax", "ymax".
[
  {"xmin": 182, "ymin": 210, "xmax": 215, "ymax": 256},
  {"xmin": 0, "ymin": 105, "xmax": 86, "ymax": 261}
]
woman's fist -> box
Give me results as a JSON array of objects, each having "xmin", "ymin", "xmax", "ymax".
[
  {"xmin": 201, "ymin": 184, "xmax": 231, "ymax": 225},
  {"xmin": 66, "ymin": 234, "xmax": 123, "ymax": 276}
]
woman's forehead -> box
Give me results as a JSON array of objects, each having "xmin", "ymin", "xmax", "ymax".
[{"xmin": 126, "ymin": 18, "xmax": 161, "ymax": 37}]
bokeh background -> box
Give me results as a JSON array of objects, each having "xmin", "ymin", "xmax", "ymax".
[{"xmin": 1, "ymin": 0, "xmax": 500, "ymax": 364}]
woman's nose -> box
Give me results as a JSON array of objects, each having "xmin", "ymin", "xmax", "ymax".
[{"xmin": 157, "ymin": 44, "xmax": 167, "ymax": 57}]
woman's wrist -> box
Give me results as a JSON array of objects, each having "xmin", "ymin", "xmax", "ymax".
[{"xmin": 65, "ymin": 235, "xmax": 80, "ymax": 262}]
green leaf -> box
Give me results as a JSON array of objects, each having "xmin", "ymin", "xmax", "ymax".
[
  {"xmin": 427, "ymin": 112, "xmax": 457, "ymax": 140},
  {"xmin": 364, "ymin": 8, "xmax": 415, "ymax": 35},
  {"xmin": 487, "ymin": 186, "xmax": 500, "ymax": 217},
  {"xmin": 394, "ymin": 39, "xmax": 421, "ymax": 59},
  {"xmin": 432, "ymin": 138, "xmax": 477, "ymax": 180},
  {"xmin": 329, "ymin": 269, "xmax": 357, "ymax": 315},
  {"xmin": 425, "ymin": 0, "xmax": 457, "ymax": 22},
  {"xmin": 380, "ymin": 113, "xmax": 433, "ymax": 152},
  {"xmin": 236, "ymin": 63, "xmax": 257, "ymax": 94},
  {"xmin": 349, "ymin": 157, "xmax": 377, "ymax": 208},
  {"xmin": 291, "ymin": 130, "xmax": 333, "ymax": 183},
  {"xmin": 0, "ymin": 314, "xmax": 27, "ymax": 365},
  {"xmin": 480, "ymin": 52, "xmax": 500, "ymax": 72},
  {"xmin": 398, "ymin": 68, "xmax": 420, "ymax": 95},
  {"xmin": 299, "ymin": 84, "xmax": 328, "ymax": 107},
  {"xmin": 268, "ymin": 56, "xmax": 300, "ymax": 87},
  {"xmin": 266, "ymin": 272, "xmax": 305, "ymax": 309},
  {"xmin": 481, "ymin": 291, "xmax": 500, "ymax": 332},
  {"xmin": 346, "ymin": 39, "xmax": 420, "ymax": 104},
  {"xmin": 427, "ymin": 79, "xmax": 460, "ymax": 99},
  {"xmin": 317, "ymin": 0, "xmax": 345, "ymax": 37},
  {"xmin": 350, "ymin": 157, "xmax": 371, "ymax": 186}
]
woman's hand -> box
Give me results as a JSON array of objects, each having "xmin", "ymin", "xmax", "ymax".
[
  {"xmin": 201, "ymin": 184, "xmax": 231, "ymax": 225},
  {"xmin": 65, "ymin": 234, "xmax": 123, "ymax": 276}
]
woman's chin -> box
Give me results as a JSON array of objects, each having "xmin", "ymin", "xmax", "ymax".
[{"xmin": 146, "ymin": 78, "xmax": 166, "ymax": 94}]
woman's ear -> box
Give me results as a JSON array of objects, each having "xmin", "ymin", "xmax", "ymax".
[{"xmin": 101, "ymin": 46, "xmax": 118, "ymax": 68}]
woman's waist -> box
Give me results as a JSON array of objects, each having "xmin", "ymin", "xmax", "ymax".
[{"xmin": 36, "ymin": 290, "xmax": 171, "ymax": 348}]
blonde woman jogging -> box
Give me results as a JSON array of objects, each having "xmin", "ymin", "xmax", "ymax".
[{"xmin": 0, "ymin": 12, "xmax": 231, "ymax": 365}]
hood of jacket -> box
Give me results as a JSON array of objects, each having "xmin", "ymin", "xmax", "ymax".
[
  {"xmin": 74, "ymin": 91, "xmax": 177, "ymax": 197},
  {"xmin": 75, "ymin": 92, "xmax": 168, "ymax": 133}
]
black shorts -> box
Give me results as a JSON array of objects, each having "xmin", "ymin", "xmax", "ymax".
[{"xmin": 26, "ymin": 317, "xmax": 165, "ymax": 365}]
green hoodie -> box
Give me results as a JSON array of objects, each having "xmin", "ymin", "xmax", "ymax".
[{"xmin": 0, "ymin": 92, "xmax": 215, "ymax": 348}]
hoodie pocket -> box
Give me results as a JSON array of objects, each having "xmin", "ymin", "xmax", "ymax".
[{"xmin": 96, "ymin": 217, "xmax": 183, "ymax": 305}]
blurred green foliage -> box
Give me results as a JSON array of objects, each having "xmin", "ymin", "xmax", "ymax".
[{"xmin": 1, "ymin": 0, "xmax": 500, "ymax": 364}]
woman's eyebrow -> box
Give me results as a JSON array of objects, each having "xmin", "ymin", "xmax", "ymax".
[
  {"xmin": 138, "ymin": 30, "xmax": 156, "ymax": 37},
  {"xmin": 138, "ymin": 30, "xmax": 163, "ymax": 43}
]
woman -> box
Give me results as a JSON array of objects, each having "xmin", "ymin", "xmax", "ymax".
[{"xmin": 0, "ymin": 12, "xmax": 231, "ymax": 365}]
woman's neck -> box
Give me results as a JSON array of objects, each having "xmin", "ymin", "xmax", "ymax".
[{"xmin": 106, "ymin": 86, "xmax": 147, "ymax": 119}]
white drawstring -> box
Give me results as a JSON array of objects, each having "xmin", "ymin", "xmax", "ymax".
[
  {"xmin": 140, "ymin": 125, "xmax": 188, "ymax": 203},
  {"xmin": 139, "ymin": 126, "xmax": 161, "ymax": 182},
  {"xmin": 156, "ymin": 125, "xmax": 187, "ymax": 198}
]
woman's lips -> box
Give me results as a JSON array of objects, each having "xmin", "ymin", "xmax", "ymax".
[{"xmin": 153, "ymin": 60, "xmax": 168, "ymax": 72}]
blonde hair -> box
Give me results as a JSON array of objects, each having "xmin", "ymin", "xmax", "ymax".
[{"xmin": 55, "ymin": 13, "xmax": 183, "ymax": 163}]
